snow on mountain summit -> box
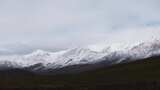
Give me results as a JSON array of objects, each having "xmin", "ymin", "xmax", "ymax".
[{"xmin": 0, "ymin": 39, "xmax": 160, "ymax": 71}]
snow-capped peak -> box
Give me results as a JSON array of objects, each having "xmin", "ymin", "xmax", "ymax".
[
  {"xmin": 27, "ymin": 49, "xmax": 51, "ymax": 57},
  {"xmin": 0, "ymin": 39, "xmax": 160, "ymax": 71}
]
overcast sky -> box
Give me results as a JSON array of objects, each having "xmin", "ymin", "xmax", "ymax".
[{"xmin": 0, "ymin": 0, "xmax": 160, "ymax": 54}]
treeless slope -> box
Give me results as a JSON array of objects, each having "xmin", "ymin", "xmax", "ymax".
[{"xmin": 1, "ymin": 56, "xmax": 160, "ymax": 89}]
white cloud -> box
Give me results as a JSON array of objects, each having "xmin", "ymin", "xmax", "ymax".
[{"xmin": 0, "ymin": 0, "xmax": 159, "ymax": 53}]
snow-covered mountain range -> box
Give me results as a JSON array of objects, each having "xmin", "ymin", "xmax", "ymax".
[{"xmin": 0, "ymin": 39, "xmax": 160, "ymax": 72}]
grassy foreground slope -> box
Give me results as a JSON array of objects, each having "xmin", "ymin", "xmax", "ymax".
[{"xmin": 1, "ymin": 56, "xmax": 160, "ymax": 89}]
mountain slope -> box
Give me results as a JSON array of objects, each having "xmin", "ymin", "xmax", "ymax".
[
  {"xmin": 0, "ymin": 39, "xmax": 160, "ymax": 72},
  {"xmin": 1, "ymin": 55, "xmax": 160, "ymax": 89}
]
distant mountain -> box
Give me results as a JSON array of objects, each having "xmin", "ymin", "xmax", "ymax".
[
  {"xmin": 1, "ymin": 55, "xmax": 160, "ymax": 89},
  {"xmin": 0, "ymin": 39, "xmax": 160, "ymax": 73}
]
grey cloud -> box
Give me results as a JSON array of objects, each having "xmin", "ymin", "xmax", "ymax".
[{"xmin": 0, "ymin": 0, "xmax": 159, "ymax": 54}]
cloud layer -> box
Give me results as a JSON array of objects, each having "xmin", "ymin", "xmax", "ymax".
[{"xmin": 0, "ymin": 0, "xmax": 160, "ymax": 54}]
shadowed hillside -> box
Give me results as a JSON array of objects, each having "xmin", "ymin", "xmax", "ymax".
[{"xmin": 1, "ymin": 56, "xmax": 160, "ymax": 89}]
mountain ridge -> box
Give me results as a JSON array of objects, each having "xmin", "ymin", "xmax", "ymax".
[{"xmin": 0, "ymin": 39, "xmax": 160, "ymax": 73}]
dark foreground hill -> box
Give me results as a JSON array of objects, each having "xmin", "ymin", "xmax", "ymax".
[{"xmin": 1, "ymin": 56, "xmax": 160, "ymax": 90}]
